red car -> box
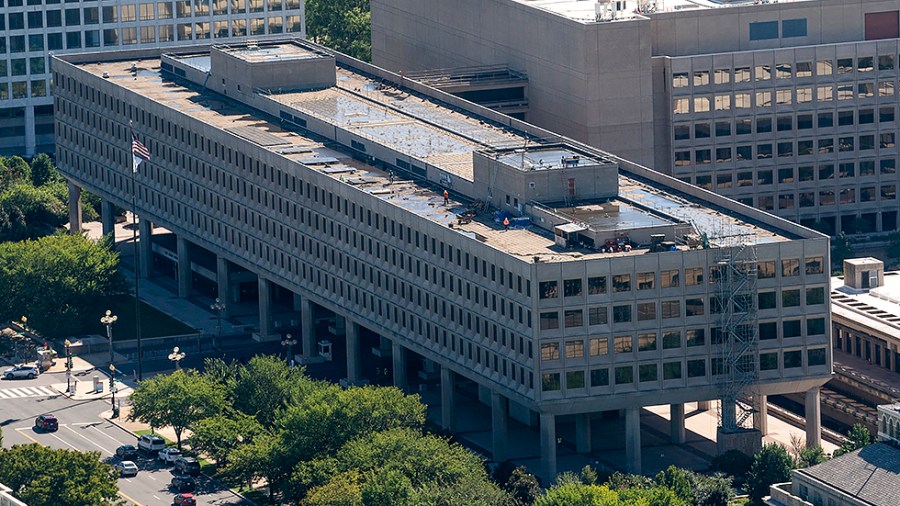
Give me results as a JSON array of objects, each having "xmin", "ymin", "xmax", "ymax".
[{"xmin": 173, "ymin": 493, "xmax": 196, "ymax": 506}]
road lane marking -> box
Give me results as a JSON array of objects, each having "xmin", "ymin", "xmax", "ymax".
[
  {"xmin": 118, "ymin": 490, "xmax": 144, "ymax": 506},
  {"xmin": 153, "ymin": 495, "xmax": 161, "ymax": 500},
  {"xmin": 147, "ymin": 475, "xmax": 156, "ymax": 481},
  {"xmin": 0, "ymin": 386, "xmax": 57, "ymax": 399},
  {"xmin": 62, "ymin": 424, "xmax": 114, "ymax": 454},
  {"xmin": 90, "ymin": 424, "xmax": 131, "ymax": 445},
  {"xmin": 47, "ymin": 431, "xmax": 80, "ymax": 451},
  {"xmin": 14, "ymin": 427, "xmax": 41, "ymax": 444}
]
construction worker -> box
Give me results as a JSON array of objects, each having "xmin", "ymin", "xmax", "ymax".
[
  {"xmin": 443, "ymin": 189, "xmax": 449, "ymax": 205},
  {"xmin": 503, "ymin": 217, "xmax": 510, "ymax": 231}
]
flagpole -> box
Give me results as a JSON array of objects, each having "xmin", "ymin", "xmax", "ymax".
[{"xmin": 130, "ymin": 121, "xmax": 144, "ymax": 382}]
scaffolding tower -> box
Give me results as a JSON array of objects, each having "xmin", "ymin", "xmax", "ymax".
[{"xmin": 714, "ymin": 236, "xmax": 761, "ymax": 432}]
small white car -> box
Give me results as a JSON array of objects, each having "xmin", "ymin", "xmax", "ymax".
[
  {"xmin": 3, "ymin": 364, "xmax": 39, "ymax": 380},
  {"xmin": 158, "ymin": 447, "xmax": 182, "ymax": 464},
  {"xmin": 137, "ymin": 434, "xmax": 166, "ymax": 454},
  {"xmin": 115, "ymin": 460, "xmax": 139, "ymax": 477}
]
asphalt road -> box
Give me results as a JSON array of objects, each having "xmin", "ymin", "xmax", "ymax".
[{"xmin": 0, "ymin": 369, "xmax": 250, "ymax": 506}]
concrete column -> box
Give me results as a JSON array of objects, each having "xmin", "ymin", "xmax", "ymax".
[
  {"xmin": 392, "ymin": 339, "xmax": 407, "ymax": 390},
  {"xmin": 176, "ymin": 237, "xmax": 191, "ymax": 298},
  {"xmin": 891, "ymin": 345, "xmax": 897, "ymax": 372},
  {"xmin": 138, "ymin": 217, "xmax": 152, "ymax": 278},
  {"xmin": 300, "ymin": 295, "xmax": 315, "ymax": 358},
  {"xmin": 670, "ymin": 404, "xmax": 686, "ymax": 444},
  {"xmin": 24, "ymin": 105, "xmax": 35, "ymax": 157},
  {"xmin": 293, "ymin": 293, "xmax": 302, "ymax": 311},
  {"xmin": 441, "ymin": 366, "xmax": 455, "ymax": 431},
  {"xmin": 67, "ymin": 181, "xmax": 82, "ymax": 233},
  {"xmin": 540, "ymin": 412, "xmax": 557, "ymax": 481},
  {"xmin": 721, "ymin": 398, "xmax": 737, "ymax": 430},
  {"xmin": 258, "ymin": 276, "xmax": 272, "ymax": 339},
  {"xmin": 625, "ymin": 407, "xmax": 642, "ymax": 475},
  {"xmin": 575, "ymin": 413, "xmax": 592, "ymax": 453},
  {"xmin": 697, "ymin": 400, "xmax": 711, "ymax": 411},
  {"xmin": 101, "ymin": 200, "xmax": 116, "ymax": 239},
  {"xmin": 216, "ymin": 256, "xmax": 232, "ymax": 318},
  {"xmin": 805, "ymin": 387, "xmax": 822, "ymax": 448},
  {"xmin": 491, "ymin": 391, "xmax": 509, "ymax": 462},
  {"xmin": 346, "ymin": 320, "xmax": 360, "ymax": 385},
  {"xmin": 753, "ymin": 395, "xmax": 769, "ymax": 436}
]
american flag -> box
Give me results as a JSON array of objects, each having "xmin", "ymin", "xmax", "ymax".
[{"xmin": 132, "ymin": 135, "xmax": 150, "ymax": 172}]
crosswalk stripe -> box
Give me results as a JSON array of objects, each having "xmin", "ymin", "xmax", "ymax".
[{"xmin": 0, "ymin": 386, "xmax": 59, "ymax": 399}]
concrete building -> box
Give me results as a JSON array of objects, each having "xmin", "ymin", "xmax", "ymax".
[
  {"xmin": 0, "ymin": 0, "xmax": 305, "ymax": 156},
  {"xmin": 766, "ymin": 442, "xmax": 900, "ymax": 506},
  {"xmin": 372, "ymin": 0, "xmax": 900, "ymax": 236},
  {"xmin": 0, "ymin": 484, "xmax": 27, "ymax": 506},
  {"xmin": 54, "ymin": 39, "xmax": 831, "ymax": 479}
]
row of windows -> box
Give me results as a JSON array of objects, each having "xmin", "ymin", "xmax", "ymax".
[
  {"xmin": 0, "ymin": 79, "xmax": 47, "ymax": 100},
  {"xmin": 674, "ymin": 108, "xmax": 896, "ymax": 141},
  {"xmin": 675, "ymin": 135, "xmax": 900, "ymax": 166},
  {"xmin": 672, "ymin": 55, "xmax": 899, "ymax": 89},
  {"xmin": 673, "ymin": 83, "xmax": 899, "ymax": 114},
  {"xmin": 538, "ymin": 258, "xmax": 824, "ymax": 300},
  {"xmin": 540, "ymin": 347, "xmax": 828, "ymax": 393}
]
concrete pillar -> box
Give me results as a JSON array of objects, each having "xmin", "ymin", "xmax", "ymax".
[
  {"xmin": 670, "ymin": 404, "xmax": 686, "ymax": 444},
  {"xmin": 300, "ymin": 295, "xmax": 315, "ymax": 358},
  {"xmin": 258, "ymin": 276, "xmax": 272, "ymax": 339},
  {"xmin": 721, "ymin": 398, "xmax": 737, "ymax": 430},
  {"xmin": 891, "ymin": 345, "xmax": 897, "ymax": 372},
  {"xmin": 293, "ymin": 293, "xmax": 302, "ymax": 311},
  {"xmin": 24, "ymin": 105, "xmax": 35, "ymax": 157},
  {"xmin": 216, "ymin": 256, "xmax": 232, "ymax": 318},
  {"xmin": 67, "ymin": 181, "xmax": 82, "ymax": 233},
  {"xmin": 138, "ymin": 217, "xmax": 152, "ymax": 278},
  {"xmin": 753, "ymin": 395, "xmax": 769, "ymax": 436},
  {"xmin": 805, "ymin": 387, "xmax": 822, "ymax": 448},
  {"xmin": 575, "ymin": 413, "xmax": 592, "ymax": 453},
  {"xmin": 100, "ymin": 200, "xmax": 116, "ymax": 239},
  {"xmin": 491, "ymin": 391, "xmax": 509, "ymax": 462},
  {"xmin": 346, "ymin": 320, "xmax": 360, "ymax": 385},
  {"xmin": 697, "ymin": 400, "xmax": 711, "ymax": 411},
  {"xmin": 540, "ymin": 412, "xmax": 557, "ymax": 481},
  {"xmin": 625, "ymin": 407, "xmax": 642, "ymax": 475},
  {"xmin": 176, "ymin": 237, "xmax": 191, "ymax": 298},
  {"xmin": 441, "ymin": 366, "xmax": 456, "ymax": 431},
  {"xmin": 392, "ymin": 339, "xmax": 407, "ymax": 390}
]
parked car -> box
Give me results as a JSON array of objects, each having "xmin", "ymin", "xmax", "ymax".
[
  {"xmin": 34, "ymin": 414, "xmax": 58, "ymax": 432},
  {"xmin": 172, "ymin": 493, "xmax": 196, "ymax": 506},
  {"xmin": 115, "ymin": 460, "xmax": 139, "ymax": 477},
  {"xmin": 158, "ymin": 448, "xmax": 182, "ymax": 464},
  {"xmin": 137, "ymin": 434, "xmax": 167, "ymax": 454},
  {"xmin": 3, "ymin": 364, "xmax": 39, "ymax": 380},
  {"xmin": 173, "ymin": 456, "xmax": 201, "ymax": 476},
  {"xmin": 170, "ymin": 475, "xmax": 196, "ymax": 493},
  {"xmin": 116, "ymin": 444, "xmax": 138, "ymax": 459}
]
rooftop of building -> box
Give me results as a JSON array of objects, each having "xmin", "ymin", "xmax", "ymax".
[
  {"xmin": 519, "ymin": 0, "xmax": 811, "ymax": 23},
  {"xmin": 831, "ymin": 268, "xmax": 900, "ymax": 336},
  {"xmin": 71, "ymin": 40, "xmax": 793, "ymax": 262},
  {"xmin": 793, "ymin": 443, "xmax": 900, "ymax": 506}
]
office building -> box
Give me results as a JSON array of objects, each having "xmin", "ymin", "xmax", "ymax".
[
  {"xmin": 372, "ymin": 0, "xmax": 900, "ymax": 235},
  {"xmin": 54, "ymin": 39, "xmax": 831, "ymax": 478},
  {"xmin": 0, "ymin": 0, "xmax": 304, "ymax": 156}
]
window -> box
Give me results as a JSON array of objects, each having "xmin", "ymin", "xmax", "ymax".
[
  {"xmin": 540, "ymin": 312, "xmax": 559, "ymax": 330},
  {"xmin": 564, "ymin": 310, "xmax": 583, "ymax": 328},
  {"xmin": 613, "ymin": 305, "xmax": 632, "ymax": 323},
  {"xmin": 587, "ymin": 276, "xmax": 607, "ymax": 294},
  {"xmin": 817, "ymin": 59, "xmax": 833, "ymax": 75},
  {"xmin": 612, "ymin": 275, "xmax": 631, "ymax": 292},
  {"xmin": 784, "ymin": 350, "xmax": 802, "ymax": 368},
  {"xmin": 589, "ymin": 306, "xmax": 608, "ymax": 325},
  {"xmin": 663, "ymin": 362, "xmax": 682, "ymax": 380},
  {"xmin": 782, "ymin": 259, "xmax": 800, "ymax": 277},
  {"xmin": 639, "ymin": 364, "xmax": 658, "ymax": 382},
  {"xmin": 776, "ymin": 63, "xmax": 792, "ymax": 79},
  {"xmin": 542, "ymin": 373, "xmax": 560, "ymax": 391},
  {"xmin": 589, "ymin": 337, "xmax": 608, "ymax": 356},
  {"xmin": 661, "ymin": 300, "xmax": 680, "ymax": 319},
  {"xmin": 663, "ymin": 331, "xmax": 681, "ymax": 349},
  {"xmin": 637, "ymin": 303, "xmax": 656, "ymax": 321},
  {"xmin": 541, "ymin": 343, "xmax": 560, "ymax": 361},
  {"xmin": 686, "ymin": 267, "xmax": 704, "ymax": 285},
  {"xmin": 637, "ymin": 272, "xmax": 655, "ymax": 290},
  {"xmin": 694, "ymin": 97, "xmax": 710, "ymax": 113},
  {"xmin": 566, "ymin": 341, "xmax": 585, "ymax": 360},
  {"xmin": 808, "ymin": 348, "xmax": 827, "ymax": 366},
  {"xmin": 638, "ymin": 333, "xmax": 657, "ymax": 352},
  {"xmin": 760, "ymin": 353, "xmax": 778, "ymax": 370},
  {"xmin": 807, "ymin": 318, "xmax": 826, "ymax": 336},
  {"xmin": 806, "ymin": 287, "xmax": 825, "ymax": 305},
  {"xmin": 566, "ymin": 371, "xmax": 585, "ymax": 389},
  {"xmin": 714, "ymin": 69, "xmax": 731, "ymax": 84},
  {"xmin": 686, "ymin": 329, "xmax": 705, "ymax": 347},
  {"xmin": 674, "ymin": 125, "xmax": 690, "ymax": 141},
  {"xmin": 564, "ymin": 279, "xmax": 582, "ymax": 297},
  {"xmin": 782, "ymin": 18, "xmax": 807, "ymax": 38},
  {"xmin": 660, "ymin": 270, "xmax": 679, "ymax": 288},
  {"xmin": 782, "ymin": 289, "xmax": 801, "ymax": 307},
  {"xmin": 806, "ymin": 257, "xmax": 824, "ymax": 274},
  {"xmin": 784, "ymin": 320, "xmax": 802, "ymax": 338},
  {"xmin": 750, "ymin": 21, "xmax": 779, "ymax": 41},
  {"xmin": 539, "ymin": 281, "xmax": 558, "ymax": 299},
  {"xmin": 685, "ymin": 298, "xmax": 704, "ymax": 316},
  {"xmin": 735, "ymin": 67, "xmax": 751, "ymax": 82},
  {"xmin": 687, "ymin": 359, "xmax": 706, "ymax": 378},
  {"xmin": 591, "ymin": 368, "xmax": 610, "ymax": 387},
  {"xmin": 759, "ymin": 291, "xmax": 777, "ymax": 310},
  {"xmin": 615, "ymin": 366, "xmax": 633, "ymax": 384},
  {"xmin": 614, "ymin": 335, "xmax": 633, "ymax": 353},
  {"xmin": 693, "ymin": 70, "xmax": 710, "ymax": 86},
  {"xmin": 672, "ymin": 72, "xmax": 689, "ymax": 88}
]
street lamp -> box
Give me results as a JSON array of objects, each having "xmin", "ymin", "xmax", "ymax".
[
  {"xmin": 109, "ymin": 363, "xmax": 118, "ymax": 418},
  {"xmin": 64, "ymin": 339, "xmax": 72, "ymax": 393},
  {"xmin": 100, "ymin": 310, "xmax": 118, "ymax": 368},
  {"xmin": 168, "ymin": 346, "xmax": 185, "ymax": 370},
  {"xmin": 210, "ymin": 298, "xmax": 226, "ymax": 351},
  {"xmin": 281, "ymin": 333, "xmax": 297, "ymax": 365}
]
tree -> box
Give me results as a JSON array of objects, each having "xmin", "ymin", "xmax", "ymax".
[
  {"xmin": 29, "ymin": 154, "xmax": 61, "ymax": 187},
  {"xmin": 834, "ymin": 423, "xmax": 872, "ymax": 457},
  {"xmin": 711, "ymin": 449, "xmax": 752, "ymax": 480},
  {"xmin": 832, "ymin": 231, "xmax": 855, "ymax": 267},
  {"xmin": 0, "ymin": 444, "xmax": 119, "ymax": 506},
  {"xmin": 505, "ymin": 466, "xmax": 541, "ymax": 506},
  {"xmin": 231, "ymin": 355, "xmax": 317, "ymax": 426},
  {"xmin": 189, "ymin": 412, "xmax": 262, "ymax": 468},
  {"xmin": 534, "ymin": 483, "xmax": 620, "ymax": 506},
  {"xmin": 129, "ymin": 369, "xmax": 226, "ymax": 447},
  {"xmin": 692, "ymin": 473, "xmax": 734, "ymax": 506},
  {"xmin": 0, "ymin": 156, "xmax": 31, "ymax": 190},
  {"xmin": 0, "ymin": 183, "xmax": 68, "ymax": 240},
  {"xmin": 306, "ymin": 0, "xmax": 371, "ymax": 61},
  {"xmin": 746, "ymin": 443, "xmax": 795, "ymax": 505},
  {"xmin": 228, "ymin": 431, "xmax": 291, "ymax": 501}
]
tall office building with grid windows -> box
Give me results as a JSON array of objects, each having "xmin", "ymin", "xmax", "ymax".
[
  {"xmin": 0, "ymin": 0, "xmax": 304, "ymax": 156},
  {"xmin": 372, "ymin": 0, "xmax": 900, "ymax": 237}
]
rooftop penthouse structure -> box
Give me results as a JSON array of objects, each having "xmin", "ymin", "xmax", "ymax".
[{"xmin": 54, "ymin": 39, "xmax": 831, "ymax": 478}]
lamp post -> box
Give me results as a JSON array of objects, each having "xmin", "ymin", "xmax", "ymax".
[
  {"xmin": 64, "ymin": 339, "xmax": 72, "ymax": 393},
  {"xmin": 281, "ymin": 333, "xmax": 297, "ymax": 366},
  {"xmin": 210, "ymin": 298, "xmax": 226, "ymax": 351},
  {"xmin": 109, "ymin": 363, "xmax": 118, "ymax": 418},
  {"xmin": 168, "ymin": 346, "xmax": 185, "ymax": 370},
  {"xmin": 100, "ymin": 310, "xmax": 118, "ymax": 368}
]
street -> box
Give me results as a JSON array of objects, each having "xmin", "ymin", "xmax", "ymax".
[{"xmin": 0, "ymin": 369, "xmax": 250, "ymax": 506}]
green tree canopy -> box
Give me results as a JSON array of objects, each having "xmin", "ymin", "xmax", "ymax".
[
  {"xmin": 306, "ymin": 0, "xmax": 371, "ymax": 61},
  {"xmin": 29, "ymin": 153, "xmax": 61, "ymax": 187},
  {"xmin": 834, "ymin": 423, "xmax": 872, "ymax": 457},
  {"xmin": 0, "ymin": 156, "xmax": 31, "ymax": 190},
  {"xmin": 231, "ymin": 355, "xmax": 319, "ymax": 425},
  {"xmin": 534, "ymin": 483, "xmax": 620, "ymax": 506},
  {"xmin": 129, "ymin": 368, "xmax": 227, "ymax": 447},
  {"xmin": 747, "ymin": 443, "xmax": 796, "ymax": 505},
  {"xmin": 189, "ymin": 412, "xmax": 262, "ymax": 467},
  {"xmin": 0, "ymin": 234, "xmax": 126, "ymax": 337},
  {"xmin": 0, "ymin": 444, "xmax": 119, "ymax": 506}
]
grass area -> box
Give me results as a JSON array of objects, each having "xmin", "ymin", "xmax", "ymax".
[
  {"xmin": 729, "ymin": 497, "xmax": 749, "ymax": 506},
  {"xmin": 93, "ymin": 295, "xmax": 195, "ymax": 340}
]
